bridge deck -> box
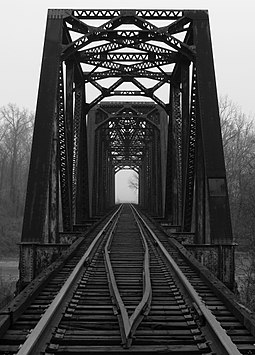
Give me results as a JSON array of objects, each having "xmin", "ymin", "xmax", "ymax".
[{"xmin": 0, "ymin": 205, "xmax": 255, "ymax": 354}]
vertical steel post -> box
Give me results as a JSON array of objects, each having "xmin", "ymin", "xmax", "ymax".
[
  {"xmin": 182, "ymin": 66, "xmax": 197, "ymax": 232},
  {"xmin": 87, "ymin": 108, "xmax": 96, "ymax": 217},
  {"xmin": 149, "ymin": 141, "xmax": 155, "ymax": 214},
  {"xmin": 192, "ymin": 11, "xmax": 233, "ymax": 243},
  {"xmin": 92, "ymin": 130, "xmax": 99, "ymax": 216},
  {"xmin": 65, "ymin": 59, "xmax": 74, "ymax": 213},
  {"xmin": 155, "ymin": 130, "xmax": 163, "ymax": 216},
  {"xmin": 21, "ymin": 11, "xmax": 65, "ymax": 242},
  {"xmin": 48, "ymin": 113, "xmax": 59, "ymax": 243},
  {"xmin": 99, "ymin": 138, "xmax": 105, "ymax": 213},
  {"xmin": 164, "ymin": 84, "xmax": 180, "ymax": 224},
  {"xmin": 181, "ymin": 61, "xmax": 190, "ymax": 213},
  {"xmin": 195, "ymin": 113, "xmax": 207, "ymax": 243},
  {"xmin": 75, "ymin": 83, "xmax": 90, "ymax": 223},
  {"xmin": 138, "ymin": 166, "xmax": 143, "ymax": 207},
  {"xmin": 159, "ymin": 109, "xmax": 168, "ymax": 217}
]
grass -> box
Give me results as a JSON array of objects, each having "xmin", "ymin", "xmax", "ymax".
[
  {"xmin": 0, "ymin": 274, "xmax": 16, "ymax": 309},
  {"xmin": 0, "ymin": 213, "xmax": 22, "ymax": 258},
  {"xmin": 0, "ymin": 210, "xmax": 21, "ymax": 308}
]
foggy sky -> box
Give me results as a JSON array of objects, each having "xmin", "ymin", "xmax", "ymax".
[
  {"xmin": 1, "ymin": 0, "xmax": 254, "ymax": 115},
  {"xmin": 1, "ymin": 0, "xmax": 254, "ymax": 201}
]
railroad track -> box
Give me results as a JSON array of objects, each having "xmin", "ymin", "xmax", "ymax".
[{"xmin": 1, "ymin": 204, "xmax": 255, "ymax": 354}]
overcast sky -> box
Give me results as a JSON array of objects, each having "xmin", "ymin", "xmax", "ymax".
[
  {"xmin": 1, "ymin": 0, "xmax": 254, "ymax": 201},
  {"xmin": 1, "ymin": 0, "xmax": 254, "ymax": 116}
]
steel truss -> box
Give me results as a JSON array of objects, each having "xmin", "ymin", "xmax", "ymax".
[
  {"xmin": 87, "ymin": 102, "xmax": 165, "ymax": 217},
  {"xmin": 20, "ymin": 8, "xmax": 233, "ymax": 285}
]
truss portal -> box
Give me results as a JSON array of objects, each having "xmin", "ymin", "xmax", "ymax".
[{"xmin": 20, "ymin": 10, "xmax": 233, "ymax": 286}]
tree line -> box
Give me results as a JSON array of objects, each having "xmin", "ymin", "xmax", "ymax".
[
  {"xmin": 1, "ymin": 99, "xmax": 255, "ymax": 241},
  {"xmin": 219, "ymin": 96, "xmax": 255, "ymax": 310},
  {"xmin": 0, "ymin": 103, "xmax": 33, "ymax": 258},
  {"xmin": 0, "ymin": 103, "xmax": 33, "ymax": 218},
  {"xmin": 220, "ymin": 95, "xmax": 255, "ymax": 249},
  {"xmin": 1, "ymin": 98, "xmax": 255, "ymax": 307}
]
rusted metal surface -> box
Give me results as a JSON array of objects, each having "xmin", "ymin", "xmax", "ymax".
[
  {"xmin": 19, "ymin": 243, "xmax": 69, "ymax": 285},
  {"xmin": 21, "ymin": 15, "xmax": 63, "ymax": 242},
  {"xmin": 136, "ymin": 208, "xmax": 241, "ymax": 355},
  {"xmin": 16, "ymin": 207, "xmax": 122, "ymax": 355},
  {"xmin": 21, "ymin": 8, "xmax": 232, "ymax": 249},
  {"xmin": 16, "ymin": 11, "xmax": 238, "ymax": 348},
  {"xmin": 170, "ymin": 232, "xmax": 195, "ymax": 244},
  {"xmin": 157, "ymin": 219, "xmax": 235, "ymax": 288},
  {"xmin": 161, "ymin": 230, "xmax": 236, "ymax": 288},
  {"xmin": 104, "ymin": 206, "xmax": 152, "ymax": 348},
  {"xmin": 59, "ymin": 232, "xmax": 82, "ymax": 244},
  {"xmin": 185, "ymin": 244, "xmax": 236, "ymax": 289},
  {"xmin": 87, "ymin": 103, "xmax": 166, "ymax": 216}
]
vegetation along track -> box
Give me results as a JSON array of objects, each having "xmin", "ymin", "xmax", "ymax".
[{"xmin": 1, "ymin": 204, "xmax": 255, "ymax": 354}]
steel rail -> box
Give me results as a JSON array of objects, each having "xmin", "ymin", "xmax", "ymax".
[
  {"xmin": 104, "ymin": 209, "xmax": 130, "ymax": 346},
  {"xmin": 129, "ymin": 207, "xmax": 152, "ymax": 339},
  {"xmin": 16, "ymin": 205, "xmax": 122, "ymax": 355},
  {"xmin": 133, "ymin": 206, "xmax": 242, "ymax": 355},
  {"xmin": 104, "ymin": 205, "xmax": 152, "ymax": 348}
]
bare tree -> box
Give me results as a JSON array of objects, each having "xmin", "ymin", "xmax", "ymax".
[
  {"xmin": 128, "ymin": 173, "xmax": 139, "ymax": 191},
  {"xmin": 219, "ymin": 96, "xmax": 255, "ymax": 310},
  {"xmin": 0, "ymin": 104, "xmax": 34, "ymax": 216},
  {"xmin": 219, "ymin": 95, "xmax": 255, "ymax": 239}
]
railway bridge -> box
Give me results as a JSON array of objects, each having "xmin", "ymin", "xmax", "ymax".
[{"xmin": 1, "ymin": 8, "xmax": 255, "ymax": 354}]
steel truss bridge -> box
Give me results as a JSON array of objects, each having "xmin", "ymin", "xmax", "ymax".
[{"xmin": 1, "ymin": 8, "xmax": 255, "ymax": 355}]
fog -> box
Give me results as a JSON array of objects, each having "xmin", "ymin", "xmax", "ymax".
[{"xmin": 115, "ymin": 170, "xmax": 138, "ymax": 204}]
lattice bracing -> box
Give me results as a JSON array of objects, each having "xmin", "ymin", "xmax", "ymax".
[
  {"xmin": 57, "ymin": 65, "xmax": 72, "ymax": 231},
  {"xmin": 95, "ymin": 103, "xmax": 157, "ymax": 172},
  {"xmin": 72, "ymin": 9, "xmax": 184, "ymax": 19},
  {"xmin": 60, "ymin": 10, "xmax": 194, "ymax": 109},
  {"xmin": 182, "ymin": 66, "xmax": 197, "ymax": 231},
  {"xmin": 21, "ymin": 8, "xmax": 233, "ymax": 261}
]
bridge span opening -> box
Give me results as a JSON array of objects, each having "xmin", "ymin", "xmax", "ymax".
[
  {"xmin": 115, "ymin": 169, "xmax": 138, "ymax": 204},
  {"xmin": 2, "ymin": 9, "xmax": 250, "ymax": 354},
  {"xmin": 18, "ymin": 8, "xmax": 234, "ymax": 291}
]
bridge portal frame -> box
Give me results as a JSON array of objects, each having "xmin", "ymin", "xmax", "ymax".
[{"xmin": 19, "ymin": 9, "xmax": 234, "ymax": 288}]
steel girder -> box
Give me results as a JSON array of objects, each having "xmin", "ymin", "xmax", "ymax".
[
  {"xmin": 87, "ymin": 103, "xmax": 166, "ymax": 217},
  {"xmin": 21, "ymin": 8, "xmax": 232, "ymax": 249}
]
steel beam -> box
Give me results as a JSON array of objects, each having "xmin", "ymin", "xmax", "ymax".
[
  {"xmin": 165, "ymin": 84, "xmax": 180, "ymax": 224},
  {"xmin": 21, "ymin": 12, "xmax": 64, "ymax": 242},
  {"xmin": 20, "ymin": 9, "xmax": 234, "ymax": 287},
  {"xmin": 192, "ymin": 12, "xmax": 232, "ymax": 243},
  {"xmin": 75, "ymin": 83, "xmax": 90, "ymax": 223},
  {"xmin": 48, "ymin": 114, "xmax": 59, "ymax": 243}
]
